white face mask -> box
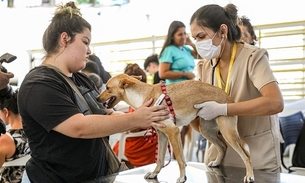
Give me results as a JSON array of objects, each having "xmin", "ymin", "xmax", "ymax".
[{"xmin": 195, "ymin": 33, "xmax": 224, "ymax": 60}]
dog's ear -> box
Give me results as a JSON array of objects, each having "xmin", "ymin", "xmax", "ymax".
[
  {"xmin": 130, "ymin": 75, "xmax": 142, "ymax": 81},
  {"xmin": 119, "ymin": 78, "xmax": 136, "ymax": 89}
]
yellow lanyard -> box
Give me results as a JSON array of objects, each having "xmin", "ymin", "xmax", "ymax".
[{"xmin": 216, "ymin": 42, "xmax": 237, "ymax": 93}]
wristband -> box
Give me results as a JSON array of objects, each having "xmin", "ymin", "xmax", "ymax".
[{"xmin": 182, "ymin": 71, "xmax": 186, "ymax": 78}]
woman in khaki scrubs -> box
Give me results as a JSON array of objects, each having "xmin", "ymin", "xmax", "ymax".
[{"xmin": 189, "ymin": 4, "xmax": 284, "ymax": 172}]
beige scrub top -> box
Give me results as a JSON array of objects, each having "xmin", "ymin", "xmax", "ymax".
[{"xmin": 197, "ymin": 43, "xmax": 282, "ymax": 172}]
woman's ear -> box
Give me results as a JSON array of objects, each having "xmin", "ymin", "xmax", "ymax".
[
  {"xmin": 2, "ymin": 108, "xmax": 9, "ymax": 118},
  {"xmin": 219, "ymin": 24, "xmax": 228, "ymax": 37},
  {"xmin": 60, "ymin": 32, "xmax": 70, "ymax": 47}
]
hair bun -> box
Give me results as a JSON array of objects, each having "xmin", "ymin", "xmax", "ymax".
[{"xmin": 55, "ymin": 1, "xmax": 81, "ymax": 17}]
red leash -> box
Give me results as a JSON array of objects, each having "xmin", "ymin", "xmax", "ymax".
[
  {"xmin": 160, "ymin": 81, "xmax": 176, "ymax": 167},
  {"xmin": 144, "ymin": 81, "xmax": 176, "ymax": 167}
]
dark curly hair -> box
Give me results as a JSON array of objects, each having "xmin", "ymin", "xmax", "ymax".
[
  {"xmin": 124, "ymin": 63, "xmax": 147, "ymax": 83},
  {"xmin": 0, "ymin": 88, "xmax": 19, "ymax": 114},
  {"xmin": 239, "ymin": 15, "xmax": 257, "ymax": 45},
  {"xmin": 143, "ymin": 54, "xmax": 159, "ymax": 70}
]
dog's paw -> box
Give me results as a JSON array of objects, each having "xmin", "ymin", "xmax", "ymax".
[
  {"xmin": 244, "ymin": 175, "xmax": 255, "ymax": 183},
  {"xmin": 176, "ymin": 176, "xmax": 187, "ymax": 183},
  {"xmin": 144, "ymin": 172, "xmax": 158, "ymax": 179},
  {"xmin": 208, "ymin": 161, "xmax": 220, "ymax": 167}
]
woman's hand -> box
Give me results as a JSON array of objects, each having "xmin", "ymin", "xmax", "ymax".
[
  {"xmin": 185, "ymin": 34, "xmax": 194, "ymax": 46},
  {"xmin": 184, "ymin": 72, "xmax": 195, "ymax": 80},
  {"xmin": 194, "ymin": 101, "xmax": 227, "ymax": 120},
  {"xmin": 132, "ymin": 98, "xmax": 169, "ymax": 129},
  {"xmin": 185, "ymin": 34, "xmax": 198, "ymax": 58},
  {"xmin": 0, "ymin": 70, "xmax": 14, "ymax": 90}
]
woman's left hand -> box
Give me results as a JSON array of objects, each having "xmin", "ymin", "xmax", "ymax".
[
  {"xmin": 185, "ymin": 35, "xmax": 194, "ymax": 46},
  {"xmin": 185, "ymin": 72, "xmax": 195, "ymax": 79},
  {"xmin": 194, "ymin": 101, "xmax": 227, "ymax": 120}
]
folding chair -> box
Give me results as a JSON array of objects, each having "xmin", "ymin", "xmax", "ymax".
[
  {"xmin": 289, "ymin": 117, "xmax": 305, "ymax": 175},
  {"xmin": 279, "ymin": 111, "xmax": 305, "ymax": 172},
  {"xmin": 118, "ymin": 130, "xmax": 149, "ymax": 161}
]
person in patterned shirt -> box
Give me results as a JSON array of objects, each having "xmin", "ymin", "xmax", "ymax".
[{"xmin": 0, "ymin": 89, "xmax": 30, "ymax": 183}]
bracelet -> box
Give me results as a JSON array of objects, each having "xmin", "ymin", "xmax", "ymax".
[{"xmin": 182, "ymin": 71, "xmax": 186, "ymax": 78}]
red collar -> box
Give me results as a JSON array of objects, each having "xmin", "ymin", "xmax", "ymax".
[{"xmin": 160, "ymin": 81, "xmax": 176, "ymax": 125}]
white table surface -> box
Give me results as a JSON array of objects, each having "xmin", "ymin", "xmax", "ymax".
[{"xmin": 114, "ymin": 161, "xmax": 305, "ymax": 183}]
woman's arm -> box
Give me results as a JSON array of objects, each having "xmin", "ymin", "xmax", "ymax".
[
  {"xmin": 227, "ymin": 82, "xmax": 284, "ymax": 116},
  {"xmin": 53, "ymin": 99, "xmax": 169, "ymax": 139},
  {"xmin": 159, "ymin": 63, "xmax": 195, "ymax": 80},
  {"xmin": 194, "ymin": 82, "xmax": 284, "ymax": 120},
  {"xmin": 185, "ymin": 35, "xmax": 198, "ymax": 58},
  {"xmin": 105, "ymin": 108, "xmax": 125, "ymax": 115},
  {"xmin": 0, "ymin": 135, "xmax": 15, "ymax": 167}
]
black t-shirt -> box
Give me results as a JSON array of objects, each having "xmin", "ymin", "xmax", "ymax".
[
  {"xmin": 18, "ymin": 66, "xmax": 108, "ymax": 183},
  {"xmin": 153, "ymin": 71, "xmax": 162, "ymax": 84}
]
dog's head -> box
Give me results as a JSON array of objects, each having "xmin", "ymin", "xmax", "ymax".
[{"xmin": 97, "ymin": 74, "xmax": 142, "ymax": 108}]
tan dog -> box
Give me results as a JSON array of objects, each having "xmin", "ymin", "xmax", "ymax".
[{"xmin": 97, "ymin": 74, "xmax": 254, "ymax": 183}]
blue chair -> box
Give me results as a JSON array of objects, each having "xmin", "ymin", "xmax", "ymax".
[{"xmin": 279, "ymin": 111, "xmax": 305, "ymax": 172}]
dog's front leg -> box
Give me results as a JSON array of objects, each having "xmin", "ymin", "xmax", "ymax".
[
  {"xmin": 144, "ymin": 129, "xmax": 168, "ymax": 180},
  {"xmin": 167, "ymin": 126, "xmax": 187, "ymax": 183}
]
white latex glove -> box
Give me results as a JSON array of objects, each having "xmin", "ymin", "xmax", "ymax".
[{"xmin": 194, "ymin": 101, "xmax": 227, "ymax": 120}]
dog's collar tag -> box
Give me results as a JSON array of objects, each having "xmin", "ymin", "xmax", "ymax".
[{"xmin": 154, "ymin": 94, "xmax": 165, "ymax": 106}]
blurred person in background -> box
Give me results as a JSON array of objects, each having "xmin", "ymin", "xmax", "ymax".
[
  {"xmin": 0, "ymin": 66, "xmax": 14, "ymax": 91},
  {"xmin": 158, "ymin": 20, "xmax": 198, "ymax": 153},
  {"xmin": 158, "ymin": 20, "xmax": 197, "ymax": 84},
  {"xmin": 0, "ymin": 89, "xmax": 30, "ymax": 183},
  {"xmin": 87, "ymin": 72, "xmax": 104, "ymax": 93},
  {"xmin": 88, "ymin": 54, "xmax": 112, "ymax": 84},
  {"xmin": 82, "ymin": 61, "xmax": 105, "ymax": 92},
  {"xmin": 144, "ymin": 54, "xmax": 162, "ymax": 84},
  {"xmin": 238, "ymin": 15, "xmax": 257, "ymax": 46},
  {"xmin": 82, "ymin": 60, "xmax": 100, "ymax": 76},
  {"xmin": 0, "ymin": 59, "xmax": 14, "ymax": 135}
]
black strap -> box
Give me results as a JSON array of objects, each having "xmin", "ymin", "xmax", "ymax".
[
  {"xmin": 41, "ymin": 64, "xmax": 92, "ymax": 114},
  {"xmin": 210, "ymin": 58, "xmax": 220, "ymax": 85},
  {"xmin": 40, "ymin": 64, "xmax": 127, "ymax": 174}
]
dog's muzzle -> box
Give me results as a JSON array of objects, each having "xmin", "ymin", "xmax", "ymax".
[{"xmin": 104, "ymin": 96, "xmax": 116, "ymax": 108}]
